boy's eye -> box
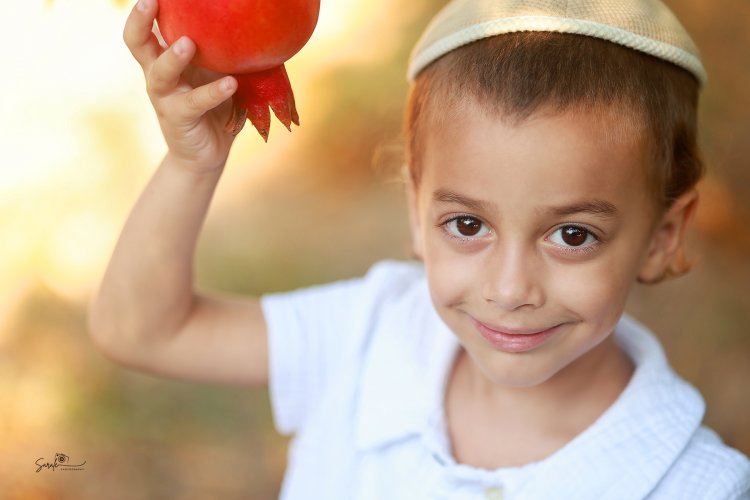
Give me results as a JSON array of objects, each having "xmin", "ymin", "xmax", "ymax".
[
  {"xmin": 548, "ymin": 225, "xmax": 597, "ymax": 248},
  {"xmin": 445, "ymin": 216, "xmax": 489, "ymax": 238}
]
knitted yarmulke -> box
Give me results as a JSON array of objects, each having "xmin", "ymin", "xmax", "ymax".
[{"xmin": 408, "ymin": 0, "xmax": 706, "ymax": 85}]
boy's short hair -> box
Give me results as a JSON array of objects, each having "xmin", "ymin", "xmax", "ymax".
[{"xmin": 404, "ymin": 32, "xmax": 704, "ymax": 209}]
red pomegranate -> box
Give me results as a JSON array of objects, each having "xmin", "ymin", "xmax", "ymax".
[{"xmin": 157, "ymin": 0, "xmax": 321, "ymax": 140}]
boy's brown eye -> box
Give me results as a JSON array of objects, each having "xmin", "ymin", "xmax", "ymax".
[
  {"xmin": 561, "ymin": 226, "xmax": 588, "ymax": 246},
  {"xmin": 444, "ymin": 215, "xmax": 489, "ymax": 239},
  {"xmin": 456, "ymin": 216, "xmax": 483, "ymax": 236}
]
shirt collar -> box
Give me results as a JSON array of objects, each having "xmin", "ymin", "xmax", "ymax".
[{"xmin": 508, "ymin": 315, "xmax": 705, "ymax": 498}]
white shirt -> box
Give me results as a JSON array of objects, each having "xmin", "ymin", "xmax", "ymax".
[{"xmin": 261, "ymin": 260, "xmax": 750, "ymax": 499}]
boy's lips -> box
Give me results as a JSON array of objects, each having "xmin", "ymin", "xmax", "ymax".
[{"xmin": 471, "ymin": 318, "xmax": 563, "ymax": 353}]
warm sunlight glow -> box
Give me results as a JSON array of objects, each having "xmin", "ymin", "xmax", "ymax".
[
  {"xmin": 13, "ymin": 375, "xmax": 65, "ymax": 433},
  {"xmin": 0, "ymin": 0, "xmax": 160, "ymax": 307},
  {"xmin": 0, "ymin": 0, "xmax": 405, "ymax": 312},
  {"xmin": 308, "ymin": 0, "xmax": 410, "ymax": 65}
]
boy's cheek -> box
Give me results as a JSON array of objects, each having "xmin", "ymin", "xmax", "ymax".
[
  {"xmin": 548, "ymin": 259, "xmax": 634, "ymax": 321},
  {"xmin": 424, "ymin": 249, "xmax": 477, "ymax": 304}
]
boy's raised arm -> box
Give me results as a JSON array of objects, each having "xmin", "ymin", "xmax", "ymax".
[{"xmin": 87, "ymin": 0, "xmax": 268, "ymax": 386}]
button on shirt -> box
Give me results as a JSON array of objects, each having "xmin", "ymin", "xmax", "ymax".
[
  {"xmin": 261, "ymin": 261, "xmax": 750, "ymax": 499},
  {"xmin": 484, "ymin": 487, "xmax": 504, "ymax": 500}
]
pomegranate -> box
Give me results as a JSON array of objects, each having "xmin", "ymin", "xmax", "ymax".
[{"xmin": 156, "ymin": 0, "xmax": 320, "ymax": 141}]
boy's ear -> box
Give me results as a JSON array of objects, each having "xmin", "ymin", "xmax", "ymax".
[
  {"xmin": 637, "ymin": 189, "xmax": 699, "ymax": 284},
  {"xmin": 406, "ymin": 177, "xmax": 425, "ymax": 259}
]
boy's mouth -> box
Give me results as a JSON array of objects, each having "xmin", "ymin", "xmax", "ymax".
[{"xmin": 470, "ymin": 318, "xmax": 563, "ymax": 353}]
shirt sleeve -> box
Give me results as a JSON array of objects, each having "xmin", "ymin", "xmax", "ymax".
[
  {"xmin": 260, "ymin": 260, "xmax": 424, "ymax": 436},
  {"xmin": 261, "ymin": 276, "xmax": 363, "ymax": 435}
]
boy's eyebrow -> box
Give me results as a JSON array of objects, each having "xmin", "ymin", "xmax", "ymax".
[
  {"xmin": 432, "ymin": 189, "xmax": 618, "ymax": 219},
  {"xmin": 432, "ymin": 189, "xmax": 498, "ymax": 212},
  {"xmin": 545, "ymin": 200, "xmax": 619, "ymax": 219}
]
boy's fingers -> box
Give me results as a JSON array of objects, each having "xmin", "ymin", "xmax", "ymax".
[
  {"xmin": 177, "ymin": 77, "xmax": 238, "ymax": 121},
  {"xmin": 147, "ymin": 36, "xmax": 194, "ymax": 95},
  {"xmin": 123, "ymin": 0, "xmax": 161, "ymax": 70}
]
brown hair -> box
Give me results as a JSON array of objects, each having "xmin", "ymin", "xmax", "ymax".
[
  {"xmin": 404, "ymin": 32, "xmax": 703, "ymax": 280},
  {"xmin": 404, "ymin": 32, "xmax": 703, "ymax": 206}
]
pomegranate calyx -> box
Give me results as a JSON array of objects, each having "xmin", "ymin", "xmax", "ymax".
[
  {"xmin": 225, "ymin": 65, "xmax": 299, "ymax": 141},
  {"xmin": 226, "ymin": 105, "xmax": 248, "ymax": 136}
]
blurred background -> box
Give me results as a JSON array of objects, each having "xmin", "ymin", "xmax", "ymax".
[{"xmin": 0, "ymin": 0, "xmax": 747, "ymax": 498}]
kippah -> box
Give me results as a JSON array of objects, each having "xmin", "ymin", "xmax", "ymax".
[{"xmin": 408, "ymin": 0, "xmax": 706, "ymax": 85}]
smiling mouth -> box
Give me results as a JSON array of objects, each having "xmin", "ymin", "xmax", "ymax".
[{"xmin": 471, "ymin": 318, "xmax": 563, "ymax": 353}]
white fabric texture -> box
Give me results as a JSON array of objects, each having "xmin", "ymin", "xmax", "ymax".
[
  {"xmin": 407, "ymin": 0, "xmax": 706, "ymax": 84},
  {"xmin": 261, "ymin": 260, "xmax": 750, "ymax": 499}
]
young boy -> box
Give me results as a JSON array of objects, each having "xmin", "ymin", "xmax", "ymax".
[{"xmin": 90, "ymin": 0, "xmax": 750, "ymax": 498}]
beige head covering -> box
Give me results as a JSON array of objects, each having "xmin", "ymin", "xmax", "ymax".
[{"xmin": 408, "ymin": 0, "xmax": 706, "ymax": 85}]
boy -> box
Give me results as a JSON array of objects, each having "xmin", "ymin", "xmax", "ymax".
[{"xmin": 90, "ymin": 0, "xmax": 750, "ymax": 497}]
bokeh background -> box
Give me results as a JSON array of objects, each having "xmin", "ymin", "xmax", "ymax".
[{"xmin": 0, "ymin": 0, "xmax": 748, "ymax": 498}]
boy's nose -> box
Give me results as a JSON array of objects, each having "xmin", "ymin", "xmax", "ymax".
[{"xmin": 481, "ymin": 244, "xmax": 545, "ymax": 311}]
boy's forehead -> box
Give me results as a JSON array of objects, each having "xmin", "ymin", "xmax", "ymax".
[
  {"xmin": 426, "ymin": 96, "xmax": 647, "ymax": 152},
  {"xmin": 420, "ymin": 100, "xmax": 653, "ymax": 206}
]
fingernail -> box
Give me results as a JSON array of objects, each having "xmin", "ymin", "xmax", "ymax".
[
  {"xmin": 173, "ymin": 37, "xmax": 188, "ymax": 55},
  {"xmin": 136, "ymin": 0, "xmax": 150, "ymax": 11},
  {"xmin": 221, "ymin": 77, "xmax": 236, "ymax": 93}
]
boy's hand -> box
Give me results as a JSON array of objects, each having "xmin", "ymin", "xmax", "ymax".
[{"xmin": 124, "ymin": 0, "xmax": 240, "ymax": 173}]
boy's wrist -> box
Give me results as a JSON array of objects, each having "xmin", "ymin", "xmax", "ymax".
[{"xmin": 162, "ymin": 151, "xmax": 228, "ymax": 178}]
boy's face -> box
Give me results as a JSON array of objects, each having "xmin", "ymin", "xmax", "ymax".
[{"xmin": 409, "ymin": 100, "xmax": 684, "ymax": 388}]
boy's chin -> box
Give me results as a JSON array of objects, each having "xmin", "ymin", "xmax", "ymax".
[{"xmin": 461, "ymin": 348, "xmax": 565, "ymax": 389}]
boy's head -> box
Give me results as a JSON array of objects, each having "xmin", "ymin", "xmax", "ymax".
[
  {"xmin": 405, "ymin": 0, "xmax": 706, "ymax": 280},
  {"xmin": 403, "ymin": 0, "xmax": 706, "ymax": 387}
]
